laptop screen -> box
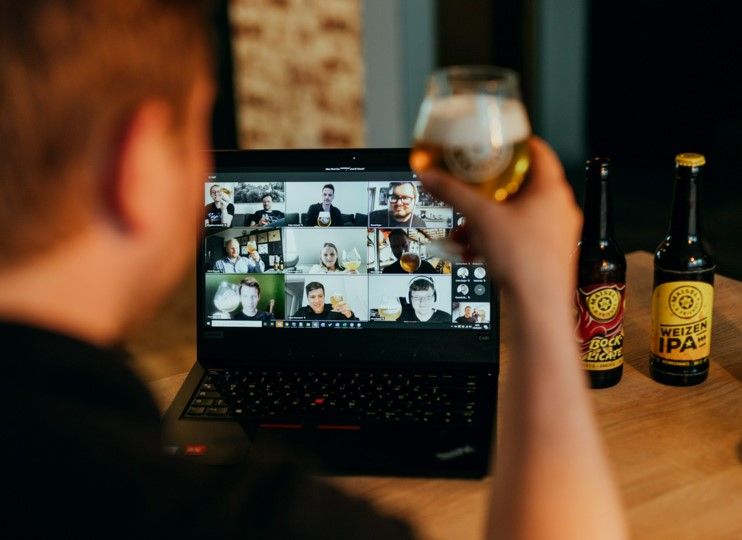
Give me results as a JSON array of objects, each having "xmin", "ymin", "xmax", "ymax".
[{"xmin": 199, "ymin": 148, "xmax": 497, "ymax": 365}]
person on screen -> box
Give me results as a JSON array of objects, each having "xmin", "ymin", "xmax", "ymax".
[
  {"xmin": 1, "ymin": 2, "xmax": 626, "ymax": 534},
  {"xmin": 232, "ymin": 278, "xmax": 274, "ymax": 322},
  {"xmin": 382, "ymin": 229, "xmax": 437, "ymax": 274},
  {"xmin": 398, "ymin": 277, "xmax": 451, "ymax": 323},
  {"xmin": 292, "ymin": 282, "xmax": 357, "ymax": 320},
  {"xmin": 305, "ymin": 184, "xmax": 343, "ymax": 227},
  {"xmin": 249, "ymin": 193, "xmax": 284, "ymax": 226},
  {"xmin": 204, "ymin": 184, "xmax": 234, "ymax": 226},
  {"xmin": 213, "ymin": 238, "xmax": 264, "ymax": 273},
  {"xmin": 369, "ymin": 182, "xmax": 426, "ymax": 228},
  {"xmin": 308, "ymin": 242, "xmax": 347, "ymax": 274},
  {"xmin": 455, "ymin": 306, "xmax": 476, "ymax": 324}
]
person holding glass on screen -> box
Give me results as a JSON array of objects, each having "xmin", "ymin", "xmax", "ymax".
[
  {"xmin": 213, "ymin": 238, "xmax": 264, "ymax": 273},
  {"xmin": 305, "ymin": 184, "xmax": 343, "ymax": 227},
  {"xmin": 292, "ymin": 282, "xmax": 357, "ymax": 320},
  {"xmin": 382, "ymin": 229, "xmax": 437, "ymax": 274}
]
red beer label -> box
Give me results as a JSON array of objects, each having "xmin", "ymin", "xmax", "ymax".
[{"xmin": 575, "ymin": 283, "xmax": 626, "ymax": 371}]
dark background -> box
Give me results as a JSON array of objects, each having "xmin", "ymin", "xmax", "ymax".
[{"xmin": 209, "ymin": 1, "xmax": 741, "ymax": 279}]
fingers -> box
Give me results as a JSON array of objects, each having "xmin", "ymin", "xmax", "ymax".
[{"xmin": 522, "ymin": 136, "xmax": 568, "ymax": 195}]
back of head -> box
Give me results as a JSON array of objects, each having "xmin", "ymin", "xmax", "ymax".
[{"xmin": 0, "ymin": 0, "xmax": 214, "ymax": 266}]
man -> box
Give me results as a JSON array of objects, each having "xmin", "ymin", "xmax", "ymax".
[
  {"xmin": 1, "ymin": 3, "xmax": 627, "ymax": 537},
  {"xmin": 397, "ymin": 277, "xmax": 451, "ymax": 323},
  {"xmin": 369, "ymin": 182, "xmax": 427, "ymax": 228},
  {"xmin": 205, "ymin": 183, "xmax": 235, "ymax": 226},
  {"xmin": 292, "ymin": 282, "xmax": 358, "ymax": 320},
  {"xmin": 305, "ymin": 183, "xmax": 343, "ymax": 226},
  {"xmin": 249, "ymin": 193, "xmax": 284, "ymax": 226},
  {"xmin": 382, "ymin": 229, "xmax": 437, "ymax": 274},
  {"xmin": 213, "ymin": 238, "xmax": 264, "ymax": 273},
  {"xmin": 233, "ymin": 278, "xmax": 275, "ymax": 322},
  {"xmin": 456, "ymin": 305, "xmax": 477, "ymax": 324}
]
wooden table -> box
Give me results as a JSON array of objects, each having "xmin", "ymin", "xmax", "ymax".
[{"xmin": 144, "ymin": 252, "xmax": 742, "ymax": 540}]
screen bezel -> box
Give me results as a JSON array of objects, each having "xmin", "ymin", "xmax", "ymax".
[{"xmin": 197, "ymin": 148, "xmax": 499, "ymax": 367}]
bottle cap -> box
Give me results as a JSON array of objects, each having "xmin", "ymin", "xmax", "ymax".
[
  {"xmin": 675, "ymin": 153, "xmax": 705, "ymax": 167},
  {"xmin": 585, "ymin": 157, "xmax": 611, "ymax": 180}
]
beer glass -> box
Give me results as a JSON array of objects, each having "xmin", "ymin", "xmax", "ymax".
[
  {"xmin": 246, "ymin": 241, "xmax": 257, "ymax": 254},
  {"xmin": 400, "ymin": 251, "xmax": 421, "ymax": 273},
  {"xmin": 379, "ymin": 296, "xmax": 402, "ymax": 321},
  {"xmin": 341, "ymin": 248, "xmax": 362, "ymax": 272},
  {"xmin": 213, "ymin": 281, "xmax": 240, "ymax": 319},
  {"xmin": 317, "ymin": 211, "xmax": 331, "ymax": 227},
  {"xmin": 410, "ymin": 65, "xmax": 531, "ymax": 202},
  {"xmin": 330, "ymin": 293, "xmax": 344, "ymax": 308}
]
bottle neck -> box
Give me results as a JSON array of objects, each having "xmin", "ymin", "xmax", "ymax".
[
  {"xmin": 668, "ymin": 168, "xmax": 704, "ymax": 241},
  {"xmin": 582, "ymin": 177, "xmax": 614, "ymax": 245}
]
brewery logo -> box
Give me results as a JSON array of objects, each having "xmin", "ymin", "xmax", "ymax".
[
  {"xmin": 444, "ymin": 142, "xmax": 512, "ymax": 184},
  {"xmin": 668, "ymin": 285, "xmax": 703, "ymax": 319},
  {"xmin": 586, "ymin": 287, "xmax": 621, "ymax": 322}
]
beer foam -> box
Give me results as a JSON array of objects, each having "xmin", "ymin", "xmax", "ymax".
[{"xmin": 415, "ymin": 95, "xmax": 531, "ymax": 147}]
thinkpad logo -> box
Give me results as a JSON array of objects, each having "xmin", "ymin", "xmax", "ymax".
[{"xmin": 435, "ymin": 445, "xmax": 475, "ymax": 461}]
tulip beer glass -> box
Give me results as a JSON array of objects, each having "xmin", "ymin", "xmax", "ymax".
[{"xmin": 410, "ymin": 65, "xmax": 531, "ymax": 202}]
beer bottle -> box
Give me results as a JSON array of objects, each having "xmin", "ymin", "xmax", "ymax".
[
  {"xmin": 650, "ymin": 153, "xmax": 715, "ymax": 386},
  {"xmin": 575, "ymin": 158, "xmax": 626, "ymax": 388}
]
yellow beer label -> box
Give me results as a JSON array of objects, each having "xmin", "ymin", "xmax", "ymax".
[{"xmin": 651, "ymin": 281, "xmax": 713, "ymax": 362}]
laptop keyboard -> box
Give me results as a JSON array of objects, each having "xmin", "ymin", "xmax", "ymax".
[{"xmin": 184, "ymin": 369, "xmax": 494, "ymax": 427}]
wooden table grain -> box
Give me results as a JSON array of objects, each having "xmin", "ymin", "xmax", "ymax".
[{"xmin": 144, "ymin": 252, "xmax": 742, "ymax": 540}]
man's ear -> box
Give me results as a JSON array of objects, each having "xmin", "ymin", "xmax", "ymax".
[{"xmin": 106, "ymin": 100, "xmax": 174, "ymax": 234}]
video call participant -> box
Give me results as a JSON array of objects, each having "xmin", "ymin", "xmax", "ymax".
[
  {"xmin": 204, "ymin": 184, "xmax": 234, "ymax": 226},
  {"xmin": 292, "ymin": 281, "xmax": 358, "ymax": 320},
  {"xmin": 233, "ymin": 278, "xmax": 274, "ymax": 322},
  {"xmin": 249, "ymin": 193, "xmax": 284, "ymax": 226},
  {"xmin": 369, "ymin": 182, "xmax": 426, "ymax": 228},
  {"xmin": 455, "ymin": 306, "xmax": 477, "ymax": 324},
  {"xmin": 213, "ymin": 239, "xmax": 264, "ymax": 273},
  {"xmin": 398, "ymin": 277, "xmax": 451, "ymax": 323},
  {"xmin": 382, "ymin": 229, "xmax": 437, "ymax": 274},
  {"xmin": 308, "ymin": 242, "xmax": 346, "ymax": 274},
  {"xmin": 305, "ymin": 184, "xmax": 343, "ymax": 227}
]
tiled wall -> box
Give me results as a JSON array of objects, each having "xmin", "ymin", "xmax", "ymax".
[{"xmin": 229, "ymin": 0, "xmax": 365, "ymax": 148}]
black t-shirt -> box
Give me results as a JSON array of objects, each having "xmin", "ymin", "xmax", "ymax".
[
  {"xmin": 397, "ymin": 306, "xmax": 451, "ymax": 323},
  {"xmin": 382, "ymin": 259, "xmax": 438, "ymax": 274},
  {"xmin": 250, "ymin": 209, "xmax": 284, "ymax": 226},
  {"xmin": 2, "ymin": 321, "xmax": 413, "ymax": 539},
  {"xmin": 205, "ymin": 202, "xmax": 235, "ymax": 226},
  {"xmin": 455, "ymin": 315, "xmax": 477, "ymax": 324},
  {"xmin": 232, "ymin": 310, "xmax": 274, "ymax": 321},
  {"xmin": 292, "ymin": 304, "xmax": 358, "ymax": 320}
]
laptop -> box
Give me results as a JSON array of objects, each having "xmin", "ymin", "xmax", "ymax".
[{"xmin": 162, "ymin": 147, "xmax": 500, "ymax": 478}]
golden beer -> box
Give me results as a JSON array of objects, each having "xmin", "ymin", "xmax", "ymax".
[
  {"xmin": 317, "ymin": 211, "xmax": 331, "ymax": 227},
  {"xmin": 379, "ymin": 307, "xmax": 402, "ymax": 321},
  {"xmin": 399, "ymin": 252, "xmax": 421, "ymax": 273},
  {"xmin": 330, "ymin": 293, "xmax": 344, "ymax": 307},
  {"xmin": 344, "ymin": 260, "xmax": 361, "ymax": 272},
  {"xmin": 410, "ymin": 94, "xmax": 531, "ymax": 202}
]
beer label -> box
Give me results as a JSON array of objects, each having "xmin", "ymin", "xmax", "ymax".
[
  {"xmin": 575, "ymin": 283, "xmax": 625, "ymax": 371},
  {"xmin": 651, "ymin": 281, "xmax": 713, "ymax": 363}
]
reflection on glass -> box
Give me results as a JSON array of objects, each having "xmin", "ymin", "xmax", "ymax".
[{"xmin": 213, "ymin": 281, "xmax": 239, "ymax": 319}]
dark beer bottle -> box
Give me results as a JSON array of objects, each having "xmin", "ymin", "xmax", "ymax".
[
  {"xmin": 650, "ymin": 153, "xmax": 715, "ymax": 386},
  {"xmin": 575, "ymin": 158, "xmax": 626, "ymax": 388}
]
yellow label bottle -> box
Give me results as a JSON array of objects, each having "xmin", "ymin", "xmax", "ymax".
[{"xmin": 650, "ymin": 154, "xmax": 715, "ymax": 386}]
